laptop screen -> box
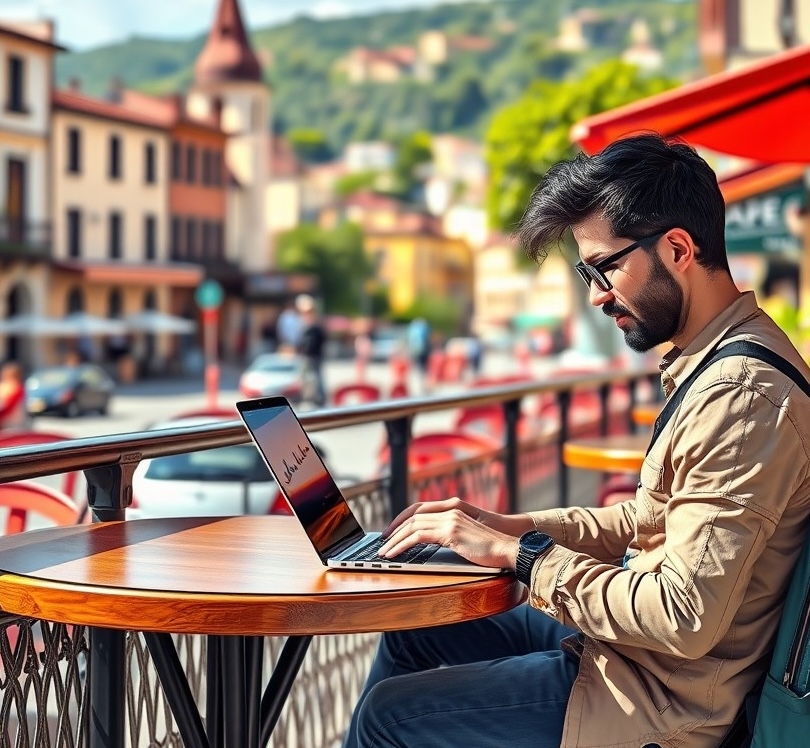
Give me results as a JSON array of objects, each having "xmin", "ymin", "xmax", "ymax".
[{"xmin": 238, "ymin": 398, "xmax": 365, "ymax": 560}]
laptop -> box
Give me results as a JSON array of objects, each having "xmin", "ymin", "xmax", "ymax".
[{"xmin": 236, "ymin": 396, "xmax": 503, "ymax": 574}]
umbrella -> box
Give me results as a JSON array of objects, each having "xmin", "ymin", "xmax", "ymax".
[
  {"xmin": 124, "ymin": 311, "xmax": 197, "ymax": 334},
  {"xmin": 0, "ymin": 314, "xmax": 71, "ymax": 337},
  {"xmin": 56, "ymin": 313, "xmax": 127, "ymax": 337}
]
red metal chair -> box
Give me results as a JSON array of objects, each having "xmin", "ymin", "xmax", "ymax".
[
  {"xmin": 0, "ymin": 481, "xmax": 83, "ymax": 534},
  {"xmin": 332, "ymin": 383, "xmax": 382, "ymax": 406},
  {"xmin": 0, "ymin": 429, "xmax": 83, "ymax": 503}
]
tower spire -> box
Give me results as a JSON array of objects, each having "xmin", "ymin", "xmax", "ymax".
[{"xmin": 194, "ymin": 0, "xmax": 262, "ymax": 85}]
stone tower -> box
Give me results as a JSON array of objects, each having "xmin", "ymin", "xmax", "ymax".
[{"xmin": 187, "ymin": 0, "xmax": 271, "ymax": 272}]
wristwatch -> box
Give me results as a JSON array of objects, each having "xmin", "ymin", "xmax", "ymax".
[{"xmin": 515, "ymin": 531, "xmax": 555, "ymax": 586}]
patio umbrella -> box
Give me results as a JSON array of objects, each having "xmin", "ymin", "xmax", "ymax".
[
  {"xmin": 0, "ymin": 314, "xmax": 73, "ymax": 337},
  {"xmin": 55, "ymin": 313, "xmax": 128, "ymax": 337},
  {"xmin": 124, "ymin": 311, "xmax": 196, "ymax": 334}
]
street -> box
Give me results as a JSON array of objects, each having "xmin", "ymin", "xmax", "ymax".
[{"xmin": 26, "ymin": 351, "xmax": 542, "ymax": 482}]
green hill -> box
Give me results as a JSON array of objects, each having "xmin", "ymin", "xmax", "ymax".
[{"xmin": 55, "ymin": 0, "xmax": 697, "ymax": 151}]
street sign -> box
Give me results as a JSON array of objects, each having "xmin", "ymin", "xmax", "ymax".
[{"xmin": 195, "ymin": 279, "xmax": 224, "ymax": 310}]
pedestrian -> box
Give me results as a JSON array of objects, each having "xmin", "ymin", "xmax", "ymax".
[
  {"xmin": 295, "ymin": 294, "xmax": 327, "ymax": 407},
  {"xmin": 407, "ymin": 317, "xmax": 431, "ymax": 374},
  {"xmin": 277, "ymin": 300, "xmax": 303, "ymax": 353},
  {"xmin": 342, "ymin": 134, "xmax": 810, "ymax": 748},
  {"xmin": 0, "ymin": 361, "xmax": 28, "ymax": 429}
]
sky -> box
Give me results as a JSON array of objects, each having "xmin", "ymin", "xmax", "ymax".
[{"xmin": 0, "ymin": 0, "xmax": 471, "ymax": 51}]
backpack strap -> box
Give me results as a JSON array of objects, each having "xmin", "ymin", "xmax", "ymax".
[{"xmin": 648, "ymin": 341, "xmax": 810, "ymax": 456}]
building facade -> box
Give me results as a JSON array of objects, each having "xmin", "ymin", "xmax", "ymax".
[{"xmin": 0, "ymin": 21, "xmax": 63, "ymax": 369}]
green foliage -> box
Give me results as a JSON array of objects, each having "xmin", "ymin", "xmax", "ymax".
[
  {"xmin": 334, "ymin": 171, "xmax": 378, "ymax": 197},
  {"xmin": 275, "ymin": 222, "xmax": 372, "ymax": 315},
  {"xmin": 287, "ymin": 128, "xmax": 334, "ymax": 163},
  {"xmin": 393, "ymin": 294, "xmax": 465, "ymax": 337},
  {"xmin": 485, "ymin": 59, "xmax": 678, "ymax": 234},
  {"xmin": 390, "ymin": 131, "xmax": 433, "ymax": 198},
  {"xmin": 55, "ymin": 1, "xmax": 696, "ymax": 152}
]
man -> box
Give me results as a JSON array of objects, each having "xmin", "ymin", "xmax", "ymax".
[
  {"xmin": 342, "ymin": 134, "xmax": 810, "ymax": 748},
  {"xmin": 295, "ymin": 294, "xmax": 327, "ymax": 407}
]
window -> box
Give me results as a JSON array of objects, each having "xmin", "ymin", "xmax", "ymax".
[
  {"xmin": 144, "ymin": 214, "xmax": 157, "ymax": 260},
  {"xmin": 67, "ymin": 128, "xmax": 81, "ymax": 173},
  {"xmin": 6, "ymin": 55, "xmax": 25, "ymax": 113},
  {"xmin": 213, "ymin": 151, "xmax": 223, "ymax": 186},
  {"xmin": 171, "ymin": 216, "xmax": 183, "ymax": 260},
  {"xmin": 67, "ymin": 209, "xmax": 82, "ymax": 258},
  {"xmin": 144, "ymin": 142, "xmax": 156, "ymax": 184},
  {"xmin": 185, "ymin": 218, "xmax": 197, "ymax": 258},
  {"xmin": 201, "ymin": 149, "xmax": 211, "ymax": 185},
  {"xmin": 215, "ymin": 222, "xmax": 224, "ymax": 258},
  {"xmin": 109, "ymin": 212, "xmax": 122, "ymax": 259},
  {"xmin": 171, "ymin": 142, "xmax": 182, "ymax": 181},
  {"xmin": 186, "ymin": 145, "xmax": 196, "ymax": 183},
  {"xmin": 109, "ymin": 135, "xmax": 122, "ymax": 179}
]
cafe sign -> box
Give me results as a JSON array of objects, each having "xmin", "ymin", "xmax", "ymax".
[{"xmin": 725, "ymin": 181, "xmax": 805, "ymax": 254}]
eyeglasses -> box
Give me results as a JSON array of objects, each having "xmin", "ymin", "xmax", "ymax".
[{"xmin": 574, "ymin": 231, "xmax": 667, "ymax": 293}]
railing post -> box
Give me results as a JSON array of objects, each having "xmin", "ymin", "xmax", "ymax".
[
  {"xmin": 385, "ymin": 416, "xmax": 412, "ymax": 519},
  {"xmin": 84, "ymin": 454, "xmax": 141, "ymax": 522},
  {"xmin": 599, "ymin": 383, "xmax": 610, "ymax": 436},
  {"xmin": 502, "ymin": 399, "xmax": 521, "ymax": 513},
  {"xmin": 556, "ymin": 390, "xmax": 571, "ymax": 508},
  {"xmin": 628, "ymin": 377, "xmax": 640, "ymax": 434},
  {"xmin": 84, "ymin": 456, "xmax": 140, "ymax": 748}
]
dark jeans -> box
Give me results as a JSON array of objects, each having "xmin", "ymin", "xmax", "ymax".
[{"xmin": 343, "ymin": 603, "xmax": 580, "ymax": 748}]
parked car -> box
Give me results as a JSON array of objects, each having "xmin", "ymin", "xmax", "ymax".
[
  {"xmin": 130, "ymin": 416, "xmax": 285, "ymax": 519},
  {"xmin": 238, "ymin": 352, "xmax": 304, "ymax": 400},
  {"xmin": 129, "ymin": 415, "xmax": 342, "ymax": 520},
  {"xmin": 25, "ymin": 364, "xmax": 115, "ymax": 418},
  {"xmin": 368, "ymin": 326, "xmax": 409, "ymax": 362}
]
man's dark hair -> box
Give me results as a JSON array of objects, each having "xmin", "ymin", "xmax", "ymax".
[{"xmin": 516, "ymin": 133, "xmax": 730, "ymax": 273}]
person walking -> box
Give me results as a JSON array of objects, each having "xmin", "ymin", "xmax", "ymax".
[
  {"xmin": 296, "ymin": 295, "xmax": 327, "ymax": 408},
  {"xmin": 0, "ymin": 361, "xmax": 28, "ymax": 429},
  {"xmin": 342, "ymin": 134, "xmax": 810, "ymax": 748}
]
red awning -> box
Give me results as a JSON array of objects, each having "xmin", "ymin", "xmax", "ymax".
[
  {"xmin": 719, "ymin": 162, "xmax": 806, "ymax": 204},
  {"xmin": 571, "ymin": 44, "xmax": 810, "ymax": 163}
]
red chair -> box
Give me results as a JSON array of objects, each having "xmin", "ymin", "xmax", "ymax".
[
  {"xmin": 0, "ymin": 429, "xmax": 83, "ymax": 502},
  {"xmin": 332, "ymin": 383, "xmax": 381, "ymax": 406},
  {"xmin": 389, "ymin": 382, "xmax": 409, "ymax": 399},
  {"xmin": 379, "ymin": 431, "xmax": 507, "ymax": 512},
  {"xmin": 0, "ymin": 481, "xmax": 83, "ymax": 534}
]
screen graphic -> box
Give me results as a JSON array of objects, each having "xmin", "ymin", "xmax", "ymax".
[{"xmin": 240, "ymin": 403, "xmax": 363, "ymax": 557}]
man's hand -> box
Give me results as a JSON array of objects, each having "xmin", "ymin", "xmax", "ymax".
[{"xmin": 378, "ymin": 497, "xmax": 520, "ymax": 570}]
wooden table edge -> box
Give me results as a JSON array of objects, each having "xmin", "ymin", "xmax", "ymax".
[
  {"xmin": 562, "ymin": 441, "xmax": 645, "ymax": 473},
  {"xmin": 0, "ymin": 572, "xmax": 527, "ymax": 636}
]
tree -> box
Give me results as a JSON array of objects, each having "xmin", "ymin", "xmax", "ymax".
[
  {"xmin": 485, "ymin": 60, "xmax": 677, "ymax": 234},
  {"xmin": 390, "ymin": 131, "xmax": 433, "ymax": 199},
  {"xmin": 287, "ymin": 128, "xmax": 334, "ymax": 164},
  {"xmin": 275, "ymin": 222, "xmax": 373, "ymax": 315},
  {"xmin": 484, "ymin": 60, "xmax": 678, "ymax": 357}
]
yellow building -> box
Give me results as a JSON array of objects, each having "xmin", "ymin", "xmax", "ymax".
[
  {"xmin": 50, "ymin": 87, "xmax": 201, "ymax": 373},
  {"xmin": 0, "ymin": 20, "xmax": 64, "ymax": 370},
  {"xmin": 352, "ymin": 197, "xmax": 473, "ymax": 316}
]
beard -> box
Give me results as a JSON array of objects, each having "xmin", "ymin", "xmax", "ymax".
[{"xmin": 604, "ymin": 254, "xmax": 683, "ymax": 352}]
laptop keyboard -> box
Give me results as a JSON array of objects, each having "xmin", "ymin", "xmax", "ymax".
[{"xmin": 348, "ymin": 536, "xmax": 439, "ymax": 564}]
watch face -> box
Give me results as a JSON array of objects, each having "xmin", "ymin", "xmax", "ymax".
[{"xmin": 521, "ymin": 531, "xmax": 554, "ymax": 554}]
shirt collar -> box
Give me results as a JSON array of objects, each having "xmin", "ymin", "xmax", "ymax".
[{"xmin": 659, "ymin": 291, "xmax": 761, "ymax": 396}]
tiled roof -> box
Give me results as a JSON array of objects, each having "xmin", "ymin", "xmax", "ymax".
[{"xmin": 52, "ymin": 89, "xmax": 168, "ymax": 129}]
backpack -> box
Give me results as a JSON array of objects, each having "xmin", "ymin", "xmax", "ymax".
[{"xmin": 648, "ymin": 340, "xmax": 810, "ymax": 748}]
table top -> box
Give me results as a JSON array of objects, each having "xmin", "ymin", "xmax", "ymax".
[
  {"xmin": 631, "ymin": 403, "xmax": 661, "ymax": 427},
  {"xmin": 0, "ymin": 516, "xmax": 525, "ymax": 636},
  {"xmin": 562, "ymin": 433, "xmax": 649, "ymax": 473}
]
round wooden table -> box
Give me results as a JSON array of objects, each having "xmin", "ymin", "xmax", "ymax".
[
  {"xmin": 0, "ymin": 516, "xmax": 524, "ymax": 747},
  {"xmin": 631, "ymin": 403, "xmax": 661, "ymax": 427},
  {"xmin": 562, "ymin": 433, "xmax": 649, "ymax": 474}
]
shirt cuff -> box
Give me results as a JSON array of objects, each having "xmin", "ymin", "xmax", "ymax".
[{"xmin": 527, "ymin": 543, "xmax": 576, "ymax": 617}]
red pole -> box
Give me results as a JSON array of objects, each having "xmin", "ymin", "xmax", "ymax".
[{"xmin": 203, "ymin": 307, "xmax": 219, "ymax": 409}]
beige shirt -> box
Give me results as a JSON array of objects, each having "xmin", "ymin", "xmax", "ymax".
[{"xmin": 529, "ymin": 292, "xmax": 810, "ymax": 748}]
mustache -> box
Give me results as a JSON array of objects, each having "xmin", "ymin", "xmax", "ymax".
[{"xmin": 603, "ymin": 301, "xmax": 633, "ymax": 319}]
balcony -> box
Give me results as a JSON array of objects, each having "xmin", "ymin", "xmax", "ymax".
[
  {"xmin": 0, "ymin": 217, "xmax": 52, "ymax": 261},
  {"xmin": 0, "ymin": 367, "xmax": 658, "ymax": 747}
]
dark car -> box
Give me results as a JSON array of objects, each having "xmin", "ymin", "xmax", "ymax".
[{"xmin": 25, "ymin": 364, "xmax": 115, "ymax": 418}]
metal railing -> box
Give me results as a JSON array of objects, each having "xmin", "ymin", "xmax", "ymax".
[
  {"xmin": 0, "ymin": 365, "xmax": 659, "ymax": 747},
  {"xmin": 0, "ymin": 218, "xmax": 51, "ymax": 259}
]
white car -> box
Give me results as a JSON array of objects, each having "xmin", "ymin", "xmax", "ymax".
[
  {"xmin": 129, "ymin": 416, "xmax": 286, "ymax": 519},
  {"xmin": 239, "ymin": 352, "xmax": 304, "ymax": 401}
]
